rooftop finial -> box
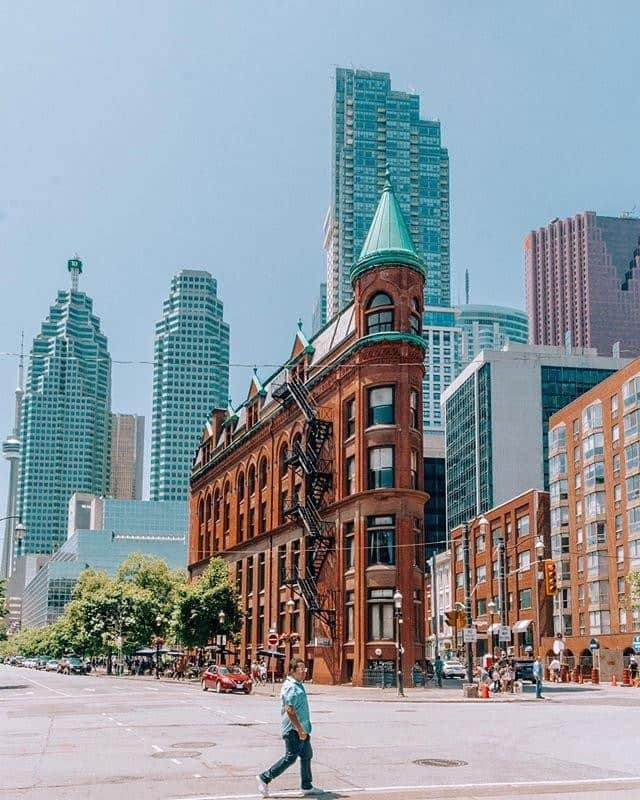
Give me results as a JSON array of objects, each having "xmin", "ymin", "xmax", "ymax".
[
  {"xmin": 383, "ymin": 167, "xmax": 391, "ymax": 189},
  {"xmin": 297, "ymin": 317, "xmax": 303, "ymax": 331}
]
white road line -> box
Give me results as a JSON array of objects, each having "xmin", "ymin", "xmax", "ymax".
[
  {"xmin": 146, "ymin": 687, "xmax": 160, "ymax": 692},
  {"xmin": 171, "ymin": 757, "xmax": 182, "ymax": 765},
  {"xmin": 125, "ymin": 728, "xmax": 133, "ymax": 732},
  {"xmin": 23, "ymin": 676, "xmax": 72, "ymax": 697},
  {"xmin": 193, "ymin": 774, "xmax": 202, "ymax": 778},
  {"xmin": 169, "ymin": 776, "xmax": 640, "ymax": 800},
  {"xmin": 152, "ymin": 745, "xmax": 163, "ymax": 752},
  {"xmin": 233, "ymin": 714, "xmax": 247, "ymax": 719},
  {"xmin": 254, "ymin": 720, "xmax": 269, "ymax": 724}
]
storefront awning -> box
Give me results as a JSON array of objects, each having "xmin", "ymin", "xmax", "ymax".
[{"xmin": 513, "ymin": 619, "xmax": 533, "ymax": 633}]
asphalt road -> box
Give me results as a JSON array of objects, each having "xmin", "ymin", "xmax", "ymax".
[{"xmin": 1, "ymin": 664, "xmax": 639, "ymax": 800}]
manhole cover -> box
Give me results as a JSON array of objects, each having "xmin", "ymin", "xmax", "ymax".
[
  {"xmin": 152, "ymin": 750, "xmax": 202, "ymax": 759},
  {"xmin": 414, "ymin": 758, "xmax": 468, "ymax": 768},
  {"xmin": 170, "ymin": 741, "xmax": 216, "ymax": 749}
]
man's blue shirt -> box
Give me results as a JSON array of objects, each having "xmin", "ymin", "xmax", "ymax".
[{"xmin": 280, "ymin": 676, "xmax": 312, "ymax": 736}]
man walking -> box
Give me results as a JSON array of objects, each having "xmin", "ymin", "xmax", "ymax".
[
  {"xmin": 533, "ymin": 656, "xmax": 544, "ymax": 699},
  {"xmin": 256, "ymin": 658, "xmax": 322, "ymax": 796}
]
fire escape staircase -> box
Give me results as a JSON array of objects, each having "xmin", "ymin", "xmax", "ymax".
[{"xmin": 274, "ymin": 372, "xmax": 335, "ymax": 634}]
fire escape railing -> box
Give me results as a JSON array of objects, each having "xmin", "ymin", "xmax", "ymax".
[{"xmin": 274, "ymin": 370, "xmax": 335, "ymax": 634}]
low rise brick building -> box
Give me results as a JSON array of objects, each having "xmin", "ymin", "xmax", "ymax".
[
  {"xmin": 449, "ymin": 490, "xmax": 552, "ymax": 659},
  {"xmin": 189, "ymin": 181, "xmax": 429, "ymax": 684},
  {"xmin": 546, "ymin": 357, "xmax": 640, "ymax": 677}
]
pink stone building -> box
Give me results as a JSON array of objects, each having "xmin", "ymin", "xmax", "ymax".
[{"xmin": 525, "ymin": 213, "xmax": 640, "ymax": 357}]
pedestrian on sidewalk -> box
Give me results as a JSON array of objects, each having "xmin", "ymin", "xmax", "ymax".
[
  {"xmin": 533, "ymin": 656, "xmax": 544, "ymax": 699},
  {"xmin": 434, "ymin": 655, "xmax": 443, "ymax": 688},
  {"xmin": 549, "ymin": 658, "xmax": 561, "ymax": 683},
  {"xmin": 256, "ymin": 658, "xmax": 322, "ymax": 797},
  {"xmin": 629, "ymin": 655, "xmax": 638, "ymax": 684}
]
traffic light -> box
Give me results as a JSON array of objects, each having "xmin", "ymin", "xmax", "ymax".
[
  {"xmin": 445, "ymin": 610, "xmax": 458, "ymax": 628},
  {"xmin": 544, "ymin": 559, "xmax": 558, "ymax": 596}
]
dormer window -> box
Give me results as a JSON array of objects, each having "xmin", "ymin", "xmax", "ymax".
[{"xmin": 366, "ymin": 292, "xmax": 394, "ymax": 334}]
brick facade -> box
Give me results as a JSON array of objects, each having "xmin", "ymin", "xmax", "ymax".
[
  {"xmin": 545, "ymin": 357, "xmax": 640, "ymax": 675},
  {"xmin": 446, "ymin": 490, "xmax": 553, "ymax": 659},
  {"xmin": 189, "ymin": 248, "xmax": 429, "ymax": 684}
]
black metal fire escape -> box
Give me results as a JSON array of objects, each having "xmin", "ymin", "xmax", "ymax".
[{"xmin": 273, "ymin": 372, "xmax": 335, "ymax": 634}]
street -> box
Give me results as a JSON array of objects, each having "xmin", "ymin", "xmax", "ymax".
[{"xmin": 1, "ymin": 664, "xmax": 639, "ymax": 800}]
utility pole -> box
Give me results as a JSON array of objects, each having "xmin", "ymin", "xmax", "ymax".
[{"xmin": 431, "ymin": 553, "xmax": 439, "ymax": 661}]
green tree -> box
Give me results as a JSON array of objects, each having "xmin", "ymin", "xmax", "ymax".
[{"xmin": 173, "ymin": 558, "xmax": 242, "ymax": 649}]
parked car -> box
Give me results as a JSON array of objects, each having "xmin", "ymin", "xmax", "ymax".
[
  {"xmin": 34, "ymin": 656, "xmax": 49, "ymax": 670},
  {"xmin": 58, "ymin": 655, "xmax": 88, "ymax": 675},
  {"xmin": 512, "ymin": 658, "xmax": 536, "ymax": 683},
  {"xmin": 201, "ymin": 664, "xmax": 253, "ymax": 694},
  {"xmin": 23, "ymin": 658, "xmax": 38, "ymax": 669},
  {"xmin": 442, "ymin": 659, "xmax": 467, "ymax": 679},
  {"xmin": 45, "ymin": 659, "xmax": 59, "ymax": 672}
]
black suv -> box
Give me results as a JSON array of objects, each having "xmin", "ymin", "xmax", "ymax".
[{"xmin": 58, "ymin": 655, "xmax": 88, "ymax": 675}]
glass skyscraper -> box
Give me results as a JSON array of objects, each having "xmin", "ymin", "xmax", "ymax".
[
  {"xmin": 326, "ymin": 68, "xmax": 450, "ymax": 317},
  {"xmin": 17, "ymin": 258, "xmax": 111, "ymax": 556},
  {"xmin": 455, "ymin": 304, "xmax": 529, "ymax": 369},
  {"xmin": 150, "ymin": 270, "xmax": 229, "ymax": 501}
]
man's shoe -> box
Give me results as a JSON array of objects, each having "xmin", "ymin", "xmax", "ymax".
[
  {"xmin": 302, "ymin": 789, "xmax": 324, "ymax": 796},
  {"xmin": 256, "ymin": 775, "xmax": 270, "ymax": 797}
]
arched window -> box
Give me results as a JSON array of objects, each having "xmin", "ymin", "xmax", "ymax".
[
  {"xmin": 259, "ymin": 456, "xmax": 268, "ymax": 489},
  {"xmin": 198, "ymin": 498, "xmax": 204, "ymax": 526},
  {"xmin": 214, "ymin": 487, "xmax": 221, "ymax": 522},
  {"xmin": 279, "ymin": 442, "xmax": 289, "ymax": 477},
  {"xmin": 366, "ymin": 292, "xmax": 394, "ymax": 334},
  {"xmin": 204, "ymin": 494, "xmax": 212, "ymax": 525},
  {"xmin": 248, "ymin": 464, "xmax": 256, "ymax": 496},
  {"xmin": 223, "ymin": 483, "xmax": 231, "ymax": 533},
  {"xmin": 237, "ymin": 471, "xmax": 245, "ymax": 502},
  {"xmin": 410, "ymin": 297, "xmax": 421, "ymax": 335}
]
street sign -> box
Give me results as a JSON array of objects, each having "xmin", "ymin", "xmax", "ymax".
[
  {"xmin": 462, "ymin": 627, "xmax": 477, "ymax": 643},
  {"xmin": 498, "ymin": 625, "xmax": 511, "ymax": 643},
  {"xmin": 257, "ymin": 648, "xmax": 285, "ymax": 660},
  {"xmin": 589, "ymin": 637, "xmax": 600, "ymax": 652},
  {"xmin": 267, "ymin": 632, "xmax": 279, "ymax": 648},
  {"xmin": 633, "ymin": 636, "xmax": 640, "ymax": 654}
]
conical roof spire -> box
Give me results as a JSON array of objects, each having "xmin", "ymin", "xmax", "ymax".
[{"xmin": 351, "ymin": 175, "xmax": 424, "ymax": 282}]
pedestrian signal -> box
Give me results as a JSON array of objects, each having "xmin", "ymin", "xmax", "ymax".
[{"xmin": 544, "ymin": 560, "xmax": 558, "ymax": 596}]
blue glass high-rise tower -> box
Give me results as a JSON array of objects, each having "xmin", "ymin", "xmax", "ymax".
[
  {"xmin": 150, "ymin": 270, "xmax": 230, "ymax": 501},
  {"xmin": 17, "ymin": 258, "xmax": 111, "ymax": 556},
  {"xmin": 326, "ymin": 68, "xmax": 450, "ymax": 317}
]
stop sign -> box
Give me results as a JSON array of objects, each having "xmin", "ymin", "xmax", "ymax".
[{"xmin": 268, "ymin": 632, "xmax": 279, "ymax": 648}]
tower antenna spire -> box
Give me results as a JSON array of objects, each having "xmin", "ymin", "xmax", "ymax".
[{"xmin": 68, "ymin": 255, "xmax": 83, "ymax": 291}]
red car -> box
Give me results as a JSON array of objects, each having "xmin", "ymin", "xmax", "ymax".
[{"xmin": 201, "ymin": 664, "xmax": 253, "ymax": 694}]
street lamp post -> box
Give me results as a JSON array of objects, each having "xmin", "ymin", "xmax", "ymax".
[
  {"xmin": 286, "ymin": 598, "xmax": 295, "ymax": 663},
  {"xmin": 534, "ymin": 537, "xmax": 545, "ymax": 658},
  {"xmin": 155, "ymin": 614, "xmax": 163, "ymax": 680},
  {"xmin": 393, "ymin": 589, "xmax": 404, "ymax": 697},
  {"xmin": 218, "ymin": 610, "xmax": 226, "ymax": 665},
  {"xmin": 462, "ymin": 515, "xmax": 489, "ymax": 686},
  {"xmin": 487, "ymin": 599, "xmax": 497, "ymax": 661}
]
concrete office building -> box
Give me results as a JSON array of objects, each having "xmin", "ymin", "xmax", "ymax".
[
  {"xmin": 443, "ymin": 344, "xmax": 629, "ymax": 532},
  {"xmin": 109, "ymin": 414, "xmax": 144, "ymax": 500},
  {"xmin": 525, "ymin": 213, "xmax": 640, "ymax": 356}
]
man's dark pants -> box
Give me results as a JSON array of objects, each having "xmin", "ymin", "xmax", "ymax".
[{"xmin": 260, "ymin": 730, "xmax": 313, "ymax": 790}]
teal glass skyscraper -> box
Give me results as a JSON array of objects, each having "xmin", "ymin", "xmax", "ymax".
[
  {"xmin": 150, "ymin": 270, "xmax": 229, "ymax": 501},
  {"xmin": 326, "ymin": 68, "xmax": 450, "ymax": 317},
  {"xmin": 17, "ymin": 258, "xmax": 111, "ymax": 556}
]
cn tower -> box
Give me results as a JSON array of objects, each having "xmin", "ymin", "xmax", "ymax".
[{"xmin": 1, "ymin": 336, "xmax": 24, "ymax": 578}]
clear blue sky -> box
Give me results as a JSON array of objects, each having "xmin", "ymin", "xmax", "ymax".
[{"xmin": 1, "ymin": 1, "xmax": 639, "ymax": 518}]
